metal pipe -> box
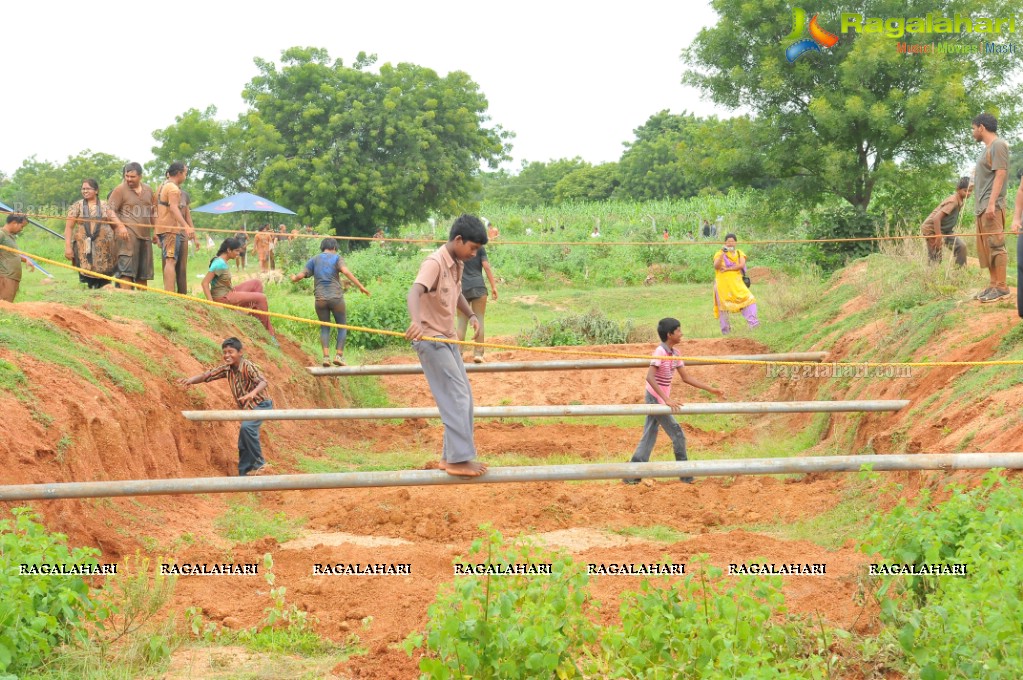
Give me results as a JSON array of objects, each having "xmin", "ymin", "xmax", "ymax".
[
  {"xmin": 0, "ymin": 453, "xmax": 1018, "ymax": 501},
  {"xmin": 308, "ymin": 352, "xmax": 830, "ymax": 376},
  {"xmin": 183, "ymin": 400, "xmax": 909, "ymax": 422}
]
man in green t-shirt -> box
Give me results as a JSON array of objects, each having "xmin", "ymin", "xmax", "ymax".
[
  {"xmin": 971, "ymin": 113, "xmax": 1011, "ymax": 303},
  {"xmin": 0, "ymin": 214, "xmax": 33, "ymax": 302}
]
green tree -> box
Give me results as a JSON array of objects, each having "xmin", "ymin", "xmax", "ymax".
[
  {"xmin": 615, "ymin": 111, "xmax": 696, "ymax": 200},
  {"xmin": 0, "ymin": 151, "xmax": 125, "ymax": 215},
  {"xmin": 242, "ymin": 48, "xmax": 508, "ymax": 236},
  {"xmin": 554, "ymin": 163, "xmax": 619, "ymax": 202},
  {"xmin": 150, "ymin": 106, "xmax": 284, "ymax": 202},
  {"xmin": 684, "ymin": 0, "xmax": 1020, "ymax": 211},
  {"xmin": 480, "ymin": 157, "xmax": 589, "ymax": 206}
]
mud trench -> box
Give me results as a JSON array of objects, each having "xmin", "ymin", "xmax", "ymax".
[{"xmin": 160, "ymin": 340, "xmax": 882, "ymax": 678}]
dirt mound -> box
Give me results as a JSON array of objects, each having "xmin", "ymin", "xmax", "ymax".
[
  {"xmin": 0, "ymin": 302, "xmax": 344, "ymax": 557},
  {"xmin": 6, "ymin": 286, "xmax": 1020, "ymax": 678}
]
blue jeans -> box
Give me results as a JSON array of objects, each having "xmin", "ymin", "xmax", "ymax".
[{"xmin": 238, "ymin": 399, "xmax": 272, "ymax": 475}]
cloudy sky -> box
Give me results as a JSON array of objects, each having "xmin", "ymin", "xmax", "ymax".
[{"xmin": 2, "ymin": 0, "xmax": 725, "ymax": 176}]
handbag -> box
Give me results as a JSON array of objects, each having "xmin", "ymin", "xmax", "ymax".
[{"xmin": 742, "ymin": 268, "xmax": 751, "ymax": 288}]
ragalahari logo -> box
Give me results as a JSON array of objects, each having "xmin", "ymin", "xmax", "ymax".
[{"xmin": 784, "ymin": 8, "xmax": 840, "ymax": 62}]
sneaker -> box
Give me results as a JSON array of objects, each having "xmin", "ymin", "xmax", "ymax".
[
  {"xmin": 248, "ymin": 463, "xmax": 272, "ymax": 477},
  {"xmin": 622, "ymin": 478, "xmax": 640, "ymax": 485},
  {"xmin": 321, "ymin": 357, "xmax": 331, "ymax": 367},
  {"xmin": 473, "ymin": 356, "xmax": 484, "ymax": 364},
  {"xmin": 980, "ymin": 288, "xmax": 1011, "ymax": 303},
  {"xmin": 973, "ymin": 287, "xmax": 993, "ymax": 300},
  {"xmin": 332, "ymin": 355, "xmax": 346, "ymax": 367}
]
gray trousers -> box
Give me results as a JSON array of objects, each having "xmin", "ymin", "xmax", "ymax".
[
  {"xmin": 630, "ymin": 391, "xmax": 687, "ymax": 464},
  {"xmin": 415, "ymin": 338, "xmax": 476, "ymax": 464},
  {"xmin": 238, "ymin": 399, "xmax": 272, "ymax": 475}
]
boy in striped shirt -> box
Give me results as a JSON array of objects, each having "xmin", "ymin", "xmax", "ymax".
[
  {"xmin": 624, "ymin": 318, "xmax": 723, "ymax": 484},
  {"xmin": 177, "ymin": 337, "xmax": 272, "ymax": 476}
]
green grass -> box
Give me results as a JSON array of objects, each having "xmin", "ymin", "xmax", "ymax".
[
  {"xmin": 704, "ymin": 413, "xmax": 833, "ymax": 460},
  {"xmin": 0, "ymin": 357, "xmax": 30, "ymax": 400},
  {"xmin": 214, "ymin": 496, "xmax": 305, "ymax": 543}
]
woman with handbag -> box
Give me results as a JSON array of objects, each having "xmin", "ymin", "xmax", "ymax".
[
  {"xmin": 712, "ymin": 233, "xmax": 759, "ymax": 335},
  {"xmin": 64, "ymin": 179, "xmax": 118, "ymax": 288}
]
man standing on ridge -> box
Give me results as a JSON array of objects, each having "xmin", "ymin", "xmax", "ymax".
[
  {"xmin": 155, "ymin": 162, "xmax": 195, "ymax": 294},
  {"xmin": 108, "ymin": 162, "xmax": 156, "ymax": 290},
  {"xmin": 970, "ymin": 113, "xmax": 1011, "ymax": 303}
]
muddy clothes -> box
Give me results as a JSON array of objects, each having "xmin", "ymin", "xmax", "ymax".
[
  {"xmin": 921, "ymin": 193, "xmax": 964, "ymax": 237},
  {"xmin": 254, "ymin": 231, "xmax": 273, "ymax": 258},
  {"xmin": 155, "ymin": 182, "xmax": 185, "ymax": 237},
  {"xmin": 108, "ymin": 183, "xmax": 156, "ymax": 239},
  {"xmin": 974, "ymin": 138, "xmax": 1010, "ymax": 214},
  {"xmin": 67, "ymin": 199, "xmax": 117, "ymax": 278},
  {"xmin": 199, "ymin": 358, "xmax": 267, "ymax": 409},
  {"xmin": 208, "ymin": 258, "xmax": 233, "ymax": 299},
  {"xmin": 108, "ymin": 183, "xmax": 156, "ymax": 280},
  {"xmin": 303, "ymin": 252, "xmax": 345, "ymax": 300},
  {"xmin": 413, "ymin": 246, "xmax": 463, "ymax": 339},
  {"xmin": 0, "ymin": 230, "xmax": 22, "ymax": 282}
]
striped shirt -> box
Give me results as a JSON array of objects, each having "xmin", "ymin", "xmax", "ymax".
[
  {"xmin": 645, "ymin": 344, "xmax": 684, "ymax": 403},
  {"xmin": 201, "ymin": 359, "xmax": 267, "ymax": 409}
]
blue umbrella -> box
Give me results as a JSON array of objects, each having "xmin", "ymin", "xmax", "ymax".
[{"xmin": 191, "ymin": 192, "xmax": 297, "ymax": 231}]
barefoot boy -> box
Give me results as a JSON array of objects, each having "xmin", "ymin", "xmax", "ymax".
[
  {"xmin": 624, "ymin": 318, "xmax": 723, "ymax": 484},
  {"xmin": 177, "ymin": 337, "xmax": 272, "ymax": 476},
  {"xmin": 405, "ymin": 215, "xmax": 488, "ymax": 477}
]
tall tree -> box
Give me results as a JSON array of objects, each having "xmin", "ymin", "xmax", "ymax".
[
  {"xmin": 0, "ymin": 151, "xmax": 125, "ymax": 214},
  {"xmin": 615, "ymin": 111, "xmax": 769, "ymax": 200},
  {"xmin": 151, "ymin": 106, "xmax": 283, "ymax": 201},
  {"xmin": 554, "ymin": 163, "xmax": 619, "ymax": 202},
  {"xmin": 684, "ymin": 0, "xmax": 1020, "ymax": 210},
  {"xmin": 242, "ymin": 48, "xmax": 508, "ymax": 235}
]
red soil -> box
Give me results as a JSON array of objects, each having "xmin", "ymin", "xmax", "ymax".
[{"xmin": 2, "ymin": 291, "xmax": 1020, "ymax": 678}]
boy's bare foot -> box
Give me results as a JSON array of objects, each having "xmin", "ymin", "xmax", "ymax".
[{"xmin": 441, "ymin": 460, "xmax": 488, "ymax": 477}]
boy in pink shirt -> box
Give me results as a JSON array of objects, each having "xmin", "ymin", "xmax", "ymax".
[
  {"xmin": 406, "ymin": 215, "xmax": 489, "ymax": 477},
  {"xmin": 624, "ymin": 318, "xmax": 723, "ymax": 484}
]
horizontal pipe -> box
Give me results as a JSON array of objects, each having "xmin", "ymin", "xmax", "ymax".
[
  {"xmin": 183, "ymin": 400, "xmax": 909, "ymax": 422},
  {"xmin": 0, "ymin": 453, "xmax": 1018, "ymax": 501},
  {"xmin": 308, "ymin": 352, "xmax": 830, "ymax": 376}
]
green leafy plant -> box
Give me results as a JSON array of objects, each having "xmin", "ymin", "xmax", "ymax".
[
  {"xmin": 0, "ymin": 508, "xmax": 100, "ymax": 673},
  {"xmin": 518, "ymin": 309, "xmax": 633, "ymax": 347},
  {"xmin": 408, "ymin": 527, "xmax": 600, "ymax": 678},
  {"xmin": 860, "ymin": 472, "xmax": 1023, "ymax": 679},
  {"xmin": 598, "ymin": 555, "xmax": 830, "ymax": 678}
]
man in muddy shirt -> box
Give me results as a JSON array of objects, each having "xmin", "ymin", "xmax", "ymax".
[
  {"xmin": 107, "ymin": 162, "xmax": 156, "ymax": 289},
  {"xmin": 921, "ymin": 177, "xmax": 970, "ymax": 267}
]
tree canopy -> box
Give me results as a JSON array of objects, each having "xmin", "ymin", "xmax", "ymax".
[
  {"xmin": 0, "ymin": 151, "xmax": 126, "ymax": 215},
  {"xmin": 683, "ymin": 0, "xmax": 1021, "ymax": 210},
  {"xmin": 151, "ymin": 47, "xmax": 508, "ymax": 236}
]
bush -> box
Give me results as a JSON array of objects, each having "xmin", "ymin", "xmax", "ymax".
[
  {"xmin": 518, "ymin": 309, "xmax": 634, "ymax": 347},
  {"xmin": 809, "ymin": 206, "xmax": 881, "ymax": 271},
  {"xmin": 408, "ymin": 531, "xmax": 832, "ymax": 679},
  {"xmin": 600, "ymin": 556, "xmax": 830, "ymax": 678},
  {"xmin": 860, "ymin": 472, "xmax": 1023, "ymax": 679},
  {"xmin": 0, "ymin": 508, "xmax": 100, "ymax": 673},
  {"xmin": 407, "ymin": 529, "xmax": 599, "ymax": 678}
]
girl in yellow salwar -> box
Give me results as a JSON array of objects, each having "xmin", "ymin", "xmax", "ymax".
[{"xmin": 713, "ymin": 233, "xmax": 759, "ymax": 334}]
